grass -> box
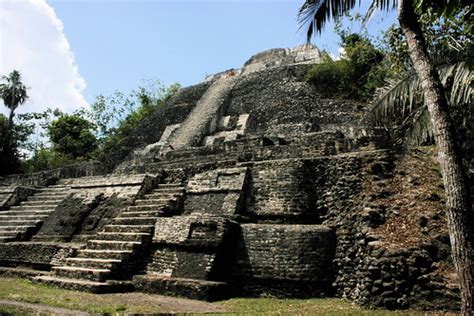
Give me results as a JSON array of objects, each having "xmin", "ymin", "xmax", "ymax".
[
  {"xmin": 0, "ymin": 277, "xmax": 452, "ymax": 315},
  {"xmin": 221, "ymin": 298, "xmax": 449, "ymax": 315},
  {"xmin": 0, "ymin": 278, "xmax": 158, "ymax": 314},
  {"xmin": 0, "ymin": 304, "xmax": 50, "ymax": 316}
]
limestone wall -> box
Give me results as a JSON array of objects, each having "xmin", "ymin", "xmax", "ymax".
[
  {"xmin": 242, "ymin": 45, "xmax": 322, "ymax": 74},
  {"xmin": 184, "ymin": 167, "xmax": 249, "ymax": 216},
  {"xmin": 232, "ymin": 224, "xmax": 336, "ymax": 297},
  {"xmin": 112, "ymin": 82, "xmax": 212, "ymax": 172},
  {"xmin": 244, "ymin": 159, "xmax": 315, "ymax": 222},
  {"xmin": 1, "ymin": 161, "xmax": 106, "ymax": 187},
  {"xmin": 147, "ymin": 215, "xmax": 238, "ymax": 281},
  {"xmin": 0, "ymin": 243, "xmax": 78, "ymax": 270},
  {"xmin": 225, "ymin": 64, "xmax": 366, "ymax": 137}
]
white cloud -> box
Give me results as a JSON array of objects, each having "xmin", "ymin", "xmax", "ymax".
[
  {"xmin": 329, "ymin": 47, "xmax": 346, "ymax": 61},
  {"xmin": 0, "ymin": 0, "xmax": 88, "ymax": 116}
]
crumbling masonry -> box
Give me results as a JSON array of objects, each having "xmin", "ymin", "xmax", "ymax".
[{"xmin": 0, "ymin": 45, "xmax": 464, "ymax": 310}]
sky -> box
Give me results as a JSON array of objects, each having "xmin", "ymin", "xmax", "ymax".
[{"xmin": 0, "ymin": 0, "xmax": 397, "ymax": 116}]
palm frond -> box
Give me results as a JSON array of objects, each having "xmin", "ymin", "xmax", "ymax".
[
  {"xmin": 363, "ymin": 0, "xmax": 397, "ymax": 25},
  {"xmin": 370, "ymin": 72, "xmax": 422, "ymax": 126},
  {"xmin": 370, "ymin": 61, "xmax": 473, "ymax": 126},
  {"xmin": 370, "ymin": 61, "xmax": 473, "ymax": 145},
  {"xmin": 448, "ymin": 62, "xmax": 474, "ymax": 105},
  {"xmin": 404, "ymin": 106, "xmax": 434, "ymax": 146},
  {"xmin": 298, "ymin": 0, "xmax": 359, "ymax": 42}
]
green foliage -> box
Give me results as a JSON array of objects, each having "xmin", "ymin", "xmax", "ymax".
[
  {"xmin": 48, "ymin": 114, "xmax": 97, "ymax": 159},
  {"xmin": 84, "ymin": 79, "xmax": 181, "ymax": 138},
  {"xmin": 382, "ymin": 5, "xmax": 473, "ymax": 74},
  {"xmin": 0, "ymin": 112, "xmax": 43, "ymax": 176},
  {"xmin": 22, "ymin": 147, "xmax": 76, "ymax": 173},
  {"xmin": 16, "ymin": 80, "xmax": 180, "ymax": 174},
  {"xmin": 0, "ymin": 114, "xmax": 20, "ymax": 176},
  {"xmin": 95, "ymin": 81, "xmax": 180, "ymax": 164},
  {"xmin": 371, "ymin": 5, "xmax": 473, "ymax": 148},
  {"xmin": 0, "ymin": 70, "xmax": 30, "ymax": 176},
  {"xmin": 305, "ymin": 59, "xmax": 354, "ymax": 98},
  {"xmin": 306, "ymin": 33, "xmax": 387, "ymax": 100},
  {"xmin": 0, "ymin": 70, "xmax": 28, "ymax": 125}
]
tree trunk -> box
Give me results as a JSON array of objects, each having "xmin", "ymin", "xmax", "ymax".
[
  {"xmin": 397, "ymin": 1, "xmax": 473, "ymax": 314},
  {"xmin": 8, "ymin": 108, "xmax": 15, "ymax": 129}
]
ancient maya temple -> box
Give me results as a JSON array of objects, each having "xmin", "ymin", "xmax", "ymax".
[{"xmin": 0, "ymin": 45, "xmax": 463, "ymax": 310}]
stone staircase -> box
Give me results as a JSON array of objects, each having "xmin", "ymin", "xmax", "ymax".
[
  {"xmin": 34, "ymin": 184, "xmax": 185, "ymax": 292},
  {"xmin": 0, "ymin": 185, "xmax": 71, "ymax": 242},
  {"xmin": 202, "ymin": 114, "xmax": 249, "ymax": 146},
  {"xmin": 165, "ymin": 74, "xmax": 238, "ymax": 152},
  {"xmin": 0, "ymin": 186, "xmax": 13, "ymax": 207}
]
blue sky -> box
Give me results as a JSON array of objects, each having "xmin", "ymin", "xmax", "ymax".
[{"xmin": 1, "ymin": 0, "xmax": 397, "ymax": 115}]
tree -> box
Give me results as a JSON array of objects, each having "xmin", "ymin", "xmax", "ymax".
[
  {"xmin": 48, "ymin": 114, "xmax": 97, "ymax": 159},
  {"xmin": 299, "ymin": 1, "xmax": 473, "ymax": 314},
  {"xmin": 0, "ymin": 70, "xmax": 28, "ymax": 128},
  {"xmin": 306, "ymin": 32, "xmax": 386, "ymax": 100},
  {"xmin": 0, "ymin": 70, "xmax": 29, "ymax": 175},
  {"xmin": 0, "ymin": 114, "xmax": 19, "ymax": 175},
  {"xmin": 83, "ymin": 79, "xmax": 181, "ymax": 139}
]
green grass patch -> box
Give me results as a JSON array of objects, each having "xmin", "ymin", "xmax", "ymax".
[
  {"xmin": 0, "ymin": 278, "xmax": 152, "ymax": 314},
  {"xmin": 0, "ymin": 277, "xmax": 449, "ymax": 315},
  {"xmin": 221, "ymin": 298, "xmax": 440, "ymax": 315},
  {"xmin": 0, "ymin": 304, "xmax": 48, "ymax": 316}
]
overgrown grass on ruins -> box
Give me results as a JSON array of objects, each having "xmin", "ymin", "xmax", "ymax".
[{"xmin": 0, "ymin": 278, "xmax": 452, "ymax": 315}]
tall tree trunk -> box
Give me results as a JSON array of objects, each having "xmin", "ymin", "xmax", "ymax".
[
  {"xmin": 8, "ymin": 108, "xmax": 15, "ymax": 129},
  {"xmin": 398, "ymin": 1, "xmax": 473, "ymax": 314}
]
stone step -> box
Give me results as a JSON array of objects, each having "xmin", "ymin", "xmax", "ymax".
[
  {"xmin": 112, "ymin": 217, "xmax": 157, "ymax": 226},
  {"xmin": 37, "ymin": 186, "xmax": 70, "ymax": 191},
  {"xmin": 30, "ymin": 191, "xmax": 66, "ymax": 196},
  {"xmin": 134, "ymin": 198, "xmax": 174, "ymax": 206},
  {"xmin": 151, "ymin": 187, "xmax": 185, "ymax": 193},
  {"xmin": 96, "ymin": 232, "xmax": 151, "ymax": 242},
  {"xmin": 0, "ymin": 210, "xmax": 51, "ymax": 216},
  {"xmin": 27, "ymin": 196, "xmax": 65, "ymax": 202},
  {"xmin": 76, "ymin": 249, "xmax": 134, "ymax": 260},
  {"xmin": 127, "ymin": 205, "xmax": 168, "ymax": 212},
  {"xmin": 0, "ymin": 214, "xmax": 49, "ymax": 220},
  {"xmin": 0, "ymin": 231, "xmax": 17, "ymax": 236},
  {"xmin": 144, "ymin": 192, "xmax": 183, "ymax": 199},
  {"xmin": 103, "ymin": 225, "xmax": 154, "ymax": 233},
  {"xmin": 134, "ymin": 275, "xmax": 230, "ymax": 301},
  {"xmin": 21, "ymin": 200, "xmax": 61, "ymax": 206},
  {"xmin": 0, "ymin": 232, "xmax": 18, "ymax": 241},
  {"xmin": 9, "ymin": 205, "xmax": 56, "ymax": 210},
  {"xmin": 52, "ymin": 266, "xmax": 111, "ymax": 282},
  {"xmin": 158, "ymin": 184, "xmax": 184, "ymax": 188},
  {"xmin": 0, "ymin": 225, "xmax": 37, "ymax": 232},
  {"xmin": 87, "ymin": 240, "xmax": 141, "ymax": 251},
  {"xmin": 0, "ymin": 237, "xmax": 15, "ymax": 242},
  {"xmin": 33, "ymin": 275, "xmax": 133, "ymax": 294},
  {"xmin": 33, "ymin": 191, "xmax": 70, "ymax": 197},
  {"xmin": 117, "ymin": 211, "xmax": 164, "ymax": 218},
  {"xmin": 65, "ymin": 257, "xmax": 122, "ymax": 270},
  {"xmin": 0, "ymin": 219, "xmax": 41, "ymax": 226}
]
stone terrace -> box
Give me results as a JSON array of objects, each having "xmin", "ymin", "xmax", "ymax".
[{"xmin": 0, "ymin": 45, "xmax": 459, "ymax": 310}]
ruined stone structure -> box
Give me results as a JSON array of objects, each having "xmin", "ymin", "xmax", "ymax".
[{"xmin": 0, "ymin": 45, "xmax": 464, "ymax": 310}]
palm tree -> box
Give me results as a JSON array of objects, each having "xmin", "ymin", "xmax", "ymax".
[
  {"xmin": 299, "ymin": 1, "xmax": 473, "ymax": 314},
  {"xmin": 0, "ymin": 70, "xmax": 29, "ymax": 129},
  {"xmin": 371, "ymin": 61, "xmax": 473, "ymax": 146}
]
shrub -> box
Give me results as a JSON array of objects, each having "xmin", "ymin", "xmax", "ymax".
[
  {"xmin": 306, "ymin": 33, "xmax": 387, "ymax": 101},
  {"xmin": 305, "ymin": 59, "xmax": 355, "ymax": 98},
  {"xmin": 48, "ymin": 114, "xmax": 97, "ymax": 159}
]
